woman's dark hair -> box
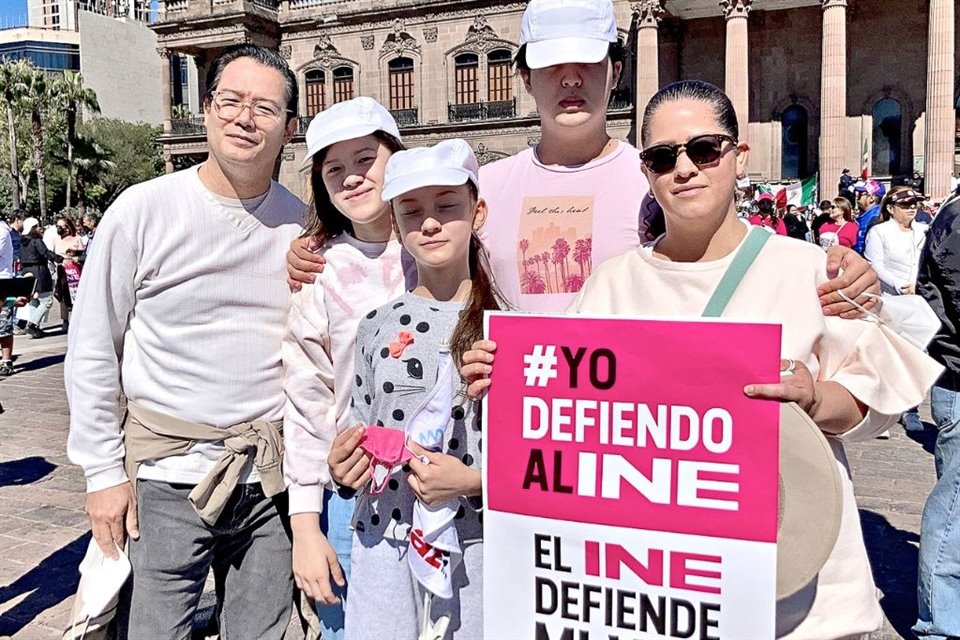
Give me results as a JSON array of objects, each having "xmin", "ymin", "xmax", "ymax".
[
  {"xmin": 302, "ymin": 131, "xmax": 405, "ymax": 246},
  {"xmin": 204, "ymin": 44, "xmax": 299, "ymax": 119},
  {"xmin": 878, "ymin": 185, "xmax": 914, "ymax": 223},
  {"xmin": 513, "ymin": 40, "xmax": 628, "ymax": 73},
  {"xmin": 641, "ymin": 80, "xmax": 739, "ymax": 147},
  {"xmin": 57, "ymin": 217, "xmax": 77, "ymax": 236},
  {"xmin": 832, "ymin": 197, "xmax": 854, "ymax": 222},
  {"xmin": 449, "ymin": 181, "xmax": 505, "ymax": 368}
]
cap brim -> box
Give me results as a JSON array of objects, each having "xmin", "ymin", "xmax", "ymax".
[
  {"xmin": 382, "ymin": 168, "xmax": 474, "ymax": 202},
  {"xmin": 525, "ymin": 37, "xmax": 610, "ymax": 69},
  {"xmin": 301, "ymin": 122, "xmax": 384, "ymax": 170},
  {"xmin": 776, "ymin": 402, "xmax": 843, "ymax": 600}
]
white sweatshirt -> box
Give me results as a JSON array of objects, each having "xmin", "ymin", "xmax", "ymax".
[
  {"xmin": 282, "ymin": 234, "xmax": 411, "ymax": 514},
  {"xmin": 65, "ymin": 166, "xmax": 305, "ymax": 492}
]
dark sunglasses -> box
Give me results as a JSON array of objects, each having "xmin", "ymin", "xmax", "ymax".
[
  {"xmin": 640, "ymin": 134, "xmax": 737, "ymax": 173},
  {"xmin": 892, "ymin": 199, "xmax": 919, "ymax": 208}
]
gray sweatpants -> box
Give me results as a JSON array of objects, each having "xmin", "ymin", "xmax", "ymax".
[
  {"xmin": 344, "ymin": 533, "xmax": 483, "ymax": 640},
  {"xmin": 119, "ymin": 480, "xmax": 293, "ymax": 640}
]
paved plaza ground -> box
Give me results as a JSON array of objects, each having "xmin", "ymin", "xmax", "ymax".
[{"xmin": 0, "ymin": 313, "xmax": 944, "ymax": 639}]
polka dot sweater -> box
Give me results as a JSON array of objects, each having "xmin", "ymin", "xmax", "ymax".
[{"xmin": 351, "ymin": 292, "xmax": 483, "ymax": 544}]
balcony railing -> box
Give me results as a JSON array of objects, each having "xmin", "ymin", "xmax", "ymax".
[
  {"xmin": 390, "ymin": 108, "xmax": 419, "ymax": 127},
  {"xmin": 448, "ymin": 98, "xmax": 517, "ymax": 123},
  {"xmin": 298, "ymin": 115, "xmax": 315, "ymax": 135},
  {"xmin": 608, "ymin": 93, "xmax": 632, "ymax": 112},
  {"xmin": 170, "ymin": 117, "xmax": 206, "ymax": 135}
]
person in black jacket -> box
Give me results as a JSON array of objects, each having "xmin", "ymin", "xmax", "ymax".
[
  {"xmin": 915, "ymin": 192, "xmax": 960, "ymax": 639},
  {"xmin": 18, "ymin": 217, "xmax": 63, "ymax": 339},
  {"xmin": 783, "ymin": 204, "xmax": 810, "ymax": 241}
]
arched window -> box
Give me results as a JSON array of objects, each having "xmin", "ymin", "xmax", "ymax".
[
  {"xmin": 333, "ymin": 66, "xmax": 354, "ymax": 104},
  {"xmin": 305, "ymin": 70, "xmax": 325, "ymax": 117},
  {"xmin": 872, "ymin": 98, "xmax": 902, "ymax": 176},
  {"xmin": 781, "ymin": 104, "xmax": 809, "ymax": 179},
  {"xmin": 487, "ymin": 49, "xmax": 512, "ymax": 103},
  {"xmin": 454, "ymin": 53, "xmax": 479, "ymax": 105},
  {"xmin": 388, "ymin": 57, "xmax": 415, "ymax": 111}
]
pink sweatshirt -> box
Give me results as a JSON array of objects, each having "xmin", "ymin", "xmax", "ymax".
[
  {"xmin": 282, "ymin": 234, "xmax": 412, "ymax": 514},
  {"xmin": 478, "ymin": 141, "xmax": 651, "ymax": 313}
]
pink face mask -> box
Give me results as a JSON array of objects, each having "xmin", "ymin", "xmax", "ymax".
[{"xmin": 358, "ymin": 426, "xmax": 414, "ymax": 494}]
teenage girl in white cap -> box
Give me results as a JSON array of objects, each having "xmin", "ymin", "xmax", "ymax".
[{"xmin": 282, "ymin": 96, "xmax": 412, "ymax": 640}]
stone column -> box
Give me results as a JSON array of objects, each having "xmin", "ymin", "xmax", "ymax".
[
  {"xmin": 819, "ymin": 0, "xmax": 847, "ymax": 200},
  {"xmin": 923, "ymin": 0, "xmax": 956, "ymax": 198},
  {"xmin": 159, "ymin": 48, "xmax": 173, "ymax": 135},
  {"xmin": 632, "ymin": 0, "xmax": 664, "ymax": 137},
  {"xmin": 720, "ymin": 0, "xmax": 751, "ymax": 136}
]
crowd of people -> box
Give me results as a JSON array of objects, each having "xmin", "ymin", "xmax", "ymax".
[
  {"xmin": 0, "ymin": 210, "xmax": 99, "ymax": 376},
  {"xmin": 35, "ymin": 0, "xmax": 960, "ymax": 638}
]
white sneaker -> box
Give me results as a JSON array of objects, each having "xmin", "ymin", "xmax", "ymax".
[{"xmin": 903, "ymin": 413, "xmax": 924, "ymax": 432}]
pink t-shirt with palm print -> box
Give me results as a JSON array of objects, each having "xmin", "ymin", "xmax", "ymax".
[{"xmin": 477, "ymin": 141, "xmax": 651, "ymax": 313}]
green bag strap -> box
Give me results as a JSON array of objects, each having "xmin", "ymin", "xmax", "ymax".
[{"xmin": 702, "ymin": 226, "xmax": 772, "ymax": 318}]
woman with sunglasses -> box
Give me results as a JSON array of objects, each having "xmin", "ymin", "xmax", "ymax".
[
  {"xmin": 864, "ymin": 186, "xmax": 930, "ymax": 433},
  {"xmin": 818, "ymin": 197, "xmax": 859, "ymax": 250},
  {"xmin": 462, "ymin": 80, "xmax": 940, "ymax": 638}
]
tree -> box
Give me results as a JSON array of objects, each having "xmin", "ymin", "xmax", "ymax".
[
  {"xmin": 72, "ymin": 137, "xmax": 115, "ymax": 215},
  {"xmin": 0, "ymin": 60, "xmax": 30, "ymax": 211},
  {"xmin": 18, "ymin": 68, "xmax": 54, "ymax": 220},
  {"xmin": 55, "ymin": 71, "xmax": 100, "ymax": 217},
  {"xmin": 81, "ymin": 118, "xmax": 162, "ymax": 209}
]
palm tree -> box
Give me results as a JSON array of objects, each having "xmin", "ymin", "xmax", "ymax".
[
  {"xmin": 73, "ymin": 138, "xmax": 115, "ymax": 215},
  {"xmin": 551, "ymin": 237, "xmax": 571, "ymax": 292},
  {"xmin": 0, "ymin": 60, "xmax": 29, "ymax": 211},
  {"xmin": 55, "ymin": 70, "xmax": 100, "ymax": 217},
  {"xmin": 18, "ymin": 68, "xmax": 53, "ymax": 220},
  {"xmin": 574, "ymin": 237, "xmax": 591, "ymax": 278},
  {"xmin": 519, "ymin": 238, "xmax": 530, "ymax": 274}
]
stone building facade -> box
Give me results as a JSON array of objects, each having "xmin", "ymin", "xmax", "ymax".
[{"xmin": 152, "ymin": 0, "xmax": 960, "ymax": 199}]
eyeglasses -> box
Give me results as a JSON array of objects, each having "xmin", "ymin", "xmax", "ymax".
[
  {"xmin": 640, "ymin": 134, "xmax": 737, "ymax": 174},
  {"xmin": 210, "ymin": 90, "xmax": 289, "ymax": 123}
]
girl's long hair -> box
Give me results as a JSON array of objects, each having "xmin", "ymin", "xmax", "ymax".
[
  {"xmin": 450, "ymin": 183, "xmax": 505, "ymax": 367},
  {"xmin": 302, "ymin": 131, "xmax": 405, "ymax": 246}
]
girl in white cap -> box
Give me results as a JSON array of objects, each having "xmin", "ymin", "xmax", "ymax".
[
  {"xmin": 282, "ymin": 96, "xmax": 411, "ymax": 640},
  {"xmin": 337, "ymin": 138, "xmax": 496, "ymax": 639}
]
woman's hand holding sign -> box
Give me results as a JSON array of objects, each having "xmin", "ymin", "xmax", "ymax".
[{"xmin": 744, "ymin": 359, "xmax": 866, "ymax": 435}]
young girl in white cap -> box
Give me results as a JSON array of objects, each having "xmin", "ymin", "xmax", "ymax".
[
  {"xmin": 282, "ymin": 96, "xmax": 412, "ymax": 640},
  {"xmin": 336, "ymin": 139, "xmax": 496, "ymax": 639}
]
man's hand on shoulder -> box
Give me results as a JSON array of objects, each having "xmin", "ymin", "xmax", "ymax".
[{"xmin": 287, "ymin": 236, "xmax": 326, "ymax": 291}]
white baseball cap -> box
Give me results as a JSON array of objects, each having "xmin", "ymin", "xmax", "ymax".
[
  {"xmin": 381, "ymin": 139, "xmax": 479, "ymax": 202},
  {"xmin": 302, "ymin": 97, "xmax": 402, "ymax": 169},
  {"xmin": 520, "ymin": 0, "xmax": 619, "ymax": 69},
  {"xmin": 22, "ymin": 217, "xmax": 40, "ymax": 235}
]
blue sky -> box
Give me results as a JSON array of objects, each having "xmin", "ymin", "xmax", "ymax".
[{"xmin": 0, "ymin": 0, "xmax": 28, "ymax": 28}]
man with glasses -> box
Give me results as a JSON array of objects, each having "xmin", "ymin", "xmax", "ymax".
[{"xmin": 66, "ymin": 44, "xmax": 304, "ymax": 637}]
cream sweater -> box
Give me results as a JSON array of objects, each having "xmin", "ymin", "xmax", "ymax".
[
  {"xmin": 66, "ymin": 166, "xmax": 305, "ymax": 492},
  {"xmin": 569, "ymin": 231, "xmax": 942, "ymax": 640}
]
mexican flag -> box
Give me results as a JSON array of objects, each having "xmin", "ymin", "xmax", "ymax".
[
  {"xmin": 784, "ymin": 174, "xmax": 818, "ymax": 207},
  {"xmin": 754, "ymin": 175, "xmax": 818, "ymax": 208},
  {"xmin": 860, "ymin": 138, "xmax": 870, "ymax": 179}
]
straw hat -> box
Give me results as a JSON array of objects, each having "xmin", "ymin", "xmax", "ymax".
[{"xmin": 776, "ymin": 402, "xmax": 843, "ymax": 599}]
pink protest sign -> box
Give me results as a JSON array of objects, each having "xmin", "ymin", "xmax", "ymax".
[{"xmin": 482, "ymin": 312, "xmax": 782, "ymax": 640}]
